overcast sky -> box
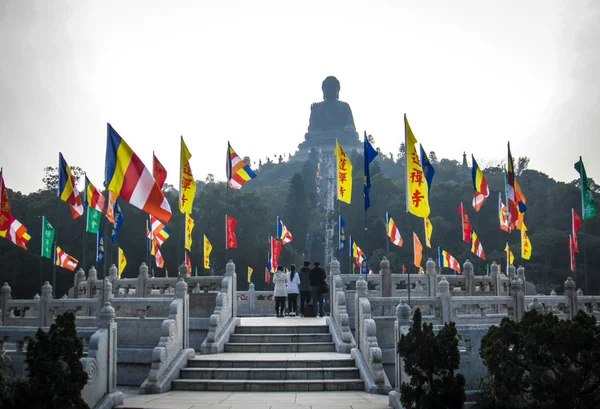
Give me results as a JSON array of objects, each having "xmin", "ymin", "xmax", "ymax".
[{"xmin": 1, "ymin": 0, "xmax": 598, "ymax": 194}]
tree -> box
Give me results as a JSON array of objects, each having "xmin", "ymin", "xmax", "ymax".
[
  {"xmin": 398, "ymin": 142, "xmax": 406, "ymax": 165},
  {"xmin": 205, "ymin": 173, "xmax": 215, "ymax": 184},
  {"xmin": 516, "ymin": 156, "xmax": 530, "ymax": 176},
  {"xmin": 429, "ymin": 151, "xmax": 438, "ymax": 164},
  {"xmin": 24, "ymin": 311, "xmax": 89, "ymax": 409},
  {"xmin": 397, "ymin": 308, "xmax": 466, "ymax": 409},
  {"xmin": 42, "ymin": 165, "xmax": 85, "ymax": 192},
  {"xmin": 283, "ymin": 173, "xmax": 310, "ymax": 257},
  {"xmin": 480, "ymin": 310, "xmax": 600, "ymax": 409}
]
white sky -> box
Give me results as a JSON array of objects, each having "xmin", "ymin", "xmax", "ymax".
[{"xmin": 1, "ymin": 0, "xmax": 598, "ymax": 193}]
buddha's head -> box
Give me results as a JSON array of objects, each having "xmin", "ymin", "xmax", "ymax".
[{"xmin": 322, "ymin": 76, "xmax": 340, "ymax": 100}]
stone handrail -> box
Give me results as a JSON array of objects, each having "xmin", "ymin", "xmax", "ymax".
[
  {"xmin": 142, "ymin": 278, "xmax": 192, "ymax": 394},
  {"xmin": 200, "ymin": 260, "xmax": 238, "ymax": 354},
  {"xmin": 328, "ymin": 259, "xmax": 355, "ymax": 353}
]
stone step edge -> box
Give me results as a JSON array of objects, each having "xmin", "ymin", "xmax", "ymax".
[
  {"xmin": 225, "ymin": 342, "xmax": 335, "ymax": 346},
  {"xmin": 181, "ymin": 367, "xmax": 358, "ymax": 372},
  {"xmin": 172, "ymin": 379, "xmax": 363, "ymax": 384},
  {"xmin": 231, "ymin": 333, "xmax": 331, "ymax": 336}
]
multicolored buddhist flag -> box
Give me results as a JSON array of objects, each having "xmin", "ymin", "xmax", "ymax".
[
  {"xmin": 438, "ymin": 247, "xmax": 461, "ymax": 274},
  {"xmin": 105, "ymin": 123, "xmax": 172, "ymax": 222},
  {"xmin": 152, "ymin": 240, "xmax": 164, "ymax": 268},
  {"xmin": 84, "ymin": 176, "xmax": 106, "ymax": 212},
  {"xmin": 419, "ymin": 144, "xmax": 435, "ymax": 194},
  {"xmin": 276, "ymin": 217, "xmax": 293, "ymax": 244},
  {"xmin": 574, "ymin": 157, "xmax": 596, "ymax": 219},
  {"xmin": 339, "ymin": 215, "xmax": 347, "ymax": 252},
  {"xmin": 146, "ymin": 215, "xmax": 170, "ymax": 246},
  {"xmin": 105, "ymin": 190, "xmax": 117, "ymax": 224},
  {"xmin": 179, "ymin": 137, "xmax": 196, "ymax": 214},
  {"xmin": 203, "ymin": 234, "xmax": 212, "ymax": 269},
  {"xmin": 413, "ymin": 232, "xmax": 423, "ymax": 268},
  {"xmin": 0, "ymin": 170, "xmax": 31, "ymax": 250},
  {"xmin": 498, "ymin": 193, "xmax": 509, "ymax": 232},
  {"xmin": 58, "ymin": 153, "xmax": 84, "ymax": 219},
  {"xmin": 153, "ymin": 153, "xmax": 167, "ymax": 190},
  {"xmin": 118, "ymin": 247, "xmax": 127, "ymax": 277},
  {"xmin": 336, "ymin": 141, "xmax": 352, "ymax": 204},
  {"xmin": 55, "ymin": 246, "xmax": 78, "ymax": 271},
  {"xmin": 247, "ymin": 266, "xmax": 253, "ymax": 283},
  {"xmin": 270, "ymin": 237, "xmax": 282, "ymax": 273},
  {"xmin": 386, "ymin": 212, "xmax": 403, "ymax": 247},
  {"xmin": 470, "ymin": 231, "xmax": 486, "ymax": 260},
  {"xmin": 471, "ymin": 155, "xmax": 489, "ymax": 212},
  {"xmin": 363, "ymin": 132, "xmax": 378, "ymax": 210},
  {"xmin": 185, "ymin": 213, "xmax": 194, "ymax": 251},
  {"xmin": 521, "ymin": 223, "xmax": 532, "ymax": 260},
  {"xmin": 459, "ymin": 202, "xmax": 472, "ymax": 243},
  {"xmin": 185, "ymin": 251, "xmax": 192, "ymax": 273},
  {"xmin": 405, "ymin": 115, "xmax": 430, "ymax": 218},
  {"xmin": 227, "ymin": 142, "xmax": 256, "ymax": 190},
  {"xmin": 41, "ymin": 216, "xmax": 55, "ymax": 259},
  {"xmin": 226, "ymin": 215, "xmax": 237, "ymax": 249},
  {"xmin": 505, "ymin": 143, "xmax": 518, "ymax": 230},
  {"xmin": 504, "ymin": 243, "xmax": 515, "ymax": 266},
  {"xmin": 572, "ymin": 209, "xmax": 581, "ymax": 253},
  {"xmin": 424, "ymin": 217, "xmax": 433, "ymax": 248}
]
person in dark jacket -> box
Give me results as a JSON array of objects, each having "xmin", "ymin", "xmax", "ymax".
[
  {"xmin": 309, "ymin": 261, "xmax": 326, "ymax": 317},
  {"xmin": 298, "ymin": 261, "xmax": 312, "ymax": 316}
]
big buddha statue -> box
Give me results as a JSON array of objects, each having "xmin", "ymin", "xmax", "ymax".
[{"xmin": 299, "ymin": 76, "xmax": 361, "ymax": 154}]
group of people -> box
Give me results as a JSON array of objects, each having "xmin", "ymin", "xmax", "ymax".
[{"xmin": 272, "ymin": 261, "xmax": 328, "ymax": 318}]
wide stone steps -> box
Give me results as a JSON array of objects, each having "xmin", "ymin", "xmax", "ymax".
[{"xmin": 172, "ymin": 319, "xmax": 364, "ymax": 392}]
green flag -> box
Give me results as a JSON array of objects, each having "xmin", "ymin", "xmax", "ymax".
[
  {"xmin": 41, "ymin": 216, "xmax": 55, "ymax": 259},
  {"xmin": 574, "ymin": 157, "xmax": 596, "ymax": 219},
  {"xmin": 87, "ymin": 207, "xmax": 101, "ymax": 234}
]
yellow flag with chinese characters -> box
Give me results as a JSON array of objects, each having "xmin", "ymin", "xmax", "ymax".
[
  {"xmin": 504, "ymin": 243, "xmax": 515, "ymax": 265},
  {"xmin": 521, "ymin": 223, "xmax": 532, "ymax": 260},
  {"xmin": 118, "ymin": 247, "xmax": 126, "ymax": 277},
  {"xmin": 247, "ymin": 266, "xmax": 253, "ymax": 283},
  {"xmin": 336, "ymin": 141, "xmax": 352, "ymax": 204},
  {"xmin": 203, "ymin": 234, "xmax": 212, "ymax": 269},
  {"xmin": 424, "ymin": 217, "xmax": 433, "ymax": 248},
  {"xmin": 405, "ymin": 115, "xmax": 430, "ymax": 218},
  {"xmin": 185, "ymin": 213, "xmax": 194, "ymax": 251},
  {"xmin": 179, "ymin": 136, "xmax": 196, "ymax": 214}
]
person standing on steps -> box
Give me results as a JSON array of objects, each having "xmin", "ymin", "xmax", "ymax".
[
  {"xmin": 273, "ymin": 265, "xmax": 289, "ymax": 317},
  {"xmin": 286, "ymin": 264, "xmax": 300, "ymax": 317},
  {"xmin": 298, "ymin": 261, "xmax": 312, "ymax": 316},
  {"xmin": 309, "ymin": 261, "xmax": 326, "ymax": 317}
]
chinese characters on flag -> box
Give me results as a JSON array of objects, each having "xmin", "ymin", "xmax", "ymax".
[
  {"xmin": 185, "ymin": 213, "xmax": 194, "ymax": 251},
  {"xmin": 405, "ymin": 115, "xmax": 430, "ymax": 218},
  {"xmin": 336, "ymin": 141, "xmax": 352, "ymax": 204},
  {"xmin": 179, "ymin": 137, "xmax": 196, "ymax": 214},
  {"xmin": 226, "ymin": 215, "xmax": 237, "ymax": 249},
  {"xmin": 203, "ymin": 235, "xmax": 212, "ymax": 269}
]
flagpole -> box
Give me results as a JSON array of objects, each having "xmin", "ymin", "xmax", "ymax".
[
  {"xmin": 82, "ymin": 206, "xmax": 87, "ymax": 272},
  {"xmin": 578, "ymin": 157, "xmax": 588, "ymax": 293},
  {"xmin": 40, "ymin": 216, "xmax": 44, "ymax": 290},
  {"xmin": 53, "ymin": 193, "xmax": 59, "ymax": 298}
]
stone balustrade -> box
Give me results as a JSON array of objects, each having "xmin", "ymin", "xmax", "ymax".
[{"xmin": 329, "ymin": 258, "xmax": 355, "ymax": 353}]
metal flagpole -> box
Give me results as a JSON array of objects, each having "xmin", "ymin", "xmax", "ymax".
[{"xmin": 53, "ymin": 195, "xmax": 59, "ymax": 297}]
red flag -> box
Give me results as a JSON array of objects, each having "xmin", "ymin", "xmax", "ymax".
[
  {"xmin": 265, "ymin": 266, "xmax": 271, "ymax": 284},
  {"xmin": 271, "ymin": 237, "xmax": 282, "ymax": 272},
  {"xmin": 402, "ymin": 264, "xmax": 407, "ymax": 274},
  {"xmin": 226, "ymin": 215, "xmax": 237, "ymax": 249},
  {"xmin": 459, "ymin": 202, "xmax": 472, "ymax": 244},
  {"xmin": 153, "ymin": 153, "xmax": 168, "ymax": 189},
  {"xmin": 569, "ymin": 234, "xmax": 576, "ymax": 273},
  {"xmin": 185, "ymin": 251, "xmax": 192, "ymax": 273},
  {"xmin": 572, "ymin": 209, "xmax": 581, "ymax": 253}
]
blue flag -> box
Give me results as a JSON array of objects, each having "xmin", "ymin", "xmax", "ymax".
[
  {"xmin": 348, "ymin": 235, "xmax": 353, "ymax": 257},
  {"xmin": 363, "ymin": 132, "xmax": 379, "ymax": 211},
  {"xmin": 420, "ymin": 144, "xmax": 435, "ymax": 193},
  {"xmin": 339, "ymin": 215, "xmax": 346, "ymax": 252},
  {"xmin": 111, "ymin": 200, "xmax": 123, "ymax": 244},
  {"xmin": 96, "ymin": 231, "xmax": 105, "ymax": 264}
]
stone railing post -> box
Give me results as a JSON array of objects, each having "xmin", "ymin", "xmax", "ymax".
[
  {"xmin": 136, "ymin": 263, "xmax": 149, "ymax": 297},
  {"xmin": 511, "ymin": 276, "xmax": 525, "ymax": 322},
  {"xmin": 437, "ymin": 276, "xmax": 451, "ymax": 324},
  {"xmin": 564, "ymin": 277, "xmax": 577, "ymax": 319},
  {"xmin": 108, "ymin": 264, "xmax": 118, "ymax": 281},
  {"xmin": 527, "ymin": 297, "xmax": 543, "ymax": 313},
  {"xmin": 355, "ymin": 275, "xmax": 368, "ymax": 345},
  {"xmin": 425, "ymin": 258, "xmax": 437, "ymax": 297},
  {"xmin": 508, "ymin": 264, "xmax": 516, "ymax": 281},
  {"xmin": 463, "ymin": 259, "xmax": 474, "ymax": 296},
  {"xmin": 330, "ymin": 258, "xmax": 353, "ymax": 352},
  {"xmin": 102, "ymin": 278, "xmax": 113, "ymax": 305},
  {"xmin": 98, "ymin": 302, "xmax": 117, "ymax": 393},
  {"xmin": 175, "ymin": 278, "xmax": 189, "ymax": 349},
  {"xmin": 0, "ymin": 282, "xmax": 11, "ymax": 325},
  {"xmin": 225, "ymin": 260, "xmax": 237, "ymax": 317},
  {"xmin": 87, "ymin": 266, "xmax": 98, "ymax": 298},
  {"xmin": 248, "ymin": 283, "xmax": 256, "ymax": 316},
  {"xmin": 330, "ymin": 258, "xmax": 341, "ymax": 318},
  {"xmin": 41, "ymin": 281, "xmax": 52, "ymax": 327},
  {"xmin": 178, "ymin": 262, "xmax": 189, "ymax": 278},
  {"xmin": 73, "ymin": 269, "xmax": 85, "ymax": 298},
  {"xmin": 395, "ymin": 300, "xmax": 411, "ymax": 392},
  {"xmin": 381, "ymin": 257, "xmax": 392, "ymax": 298},
  {"xmin": 490, "ymin": 261, "xmax": 501, "ymax": 296}
]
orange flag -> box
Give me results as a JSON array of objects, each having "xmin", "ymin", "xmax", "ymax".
[{"xmin": 413, "ymin": 232, "xmax": 423, "ymax": 268}]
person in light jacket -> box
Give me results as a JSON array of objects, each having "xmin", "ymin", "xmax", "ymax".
[
  {"xmin": 286, "ymin": 264, "xmax": 301, "ymax": 317},
  {"xmin": 273, "ymin": 265, "xmax": 289, "ymax": 317}
]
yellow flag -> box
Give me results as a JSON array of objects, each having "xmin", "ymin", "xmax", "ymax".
[
  {"xmin": 405, "ymin": 115, "xmax": 430, "ymax": 218},
  {"xmin": 424, "ymin": 217, "xmax": 433, "ymax": 248},
  {"xmin": 179, "ymin": 136, "xmax": 196, "ymax": 214},
  {"xmin": 504, "ymin": 243, "xmax": 515, "ymax": 265},
  {"xmin": 203, "ymin": 234, "xmax": 212, "ymax": 269},
  {"xmin": 521, "ymin": 223, "xmax": 532, "ymax": 260},
  {"xmin": 185, "ymin": 213, "xmax": 194, "ymax": 251},
  {"xmin": 118, "ymin": 247, "xmax": 126, "ymax": 277},
  {"xmin": 247, "ymin": 266, "xmax": 253, "ymax": 283},
  {"xmin": 336, "ymin": 141, "xmax": 352, "ymax": 204}
]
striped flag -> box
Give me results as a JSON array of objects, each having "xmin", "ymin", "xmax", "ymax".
[
  {"xmin": 105, "ymin": 124, "xmax": 172, "ymax": 222},
  {"xmin": 459, "ymin": 202, "xmax": 472, "ymax": 243},
  {"xmin": 498, "ymin": 193, "xmax": 509, "ymax": 232},
  {"xmin": 55, "ymin": 246, "xmax": 78, "ymax": 271},
  {"xmin": 146, "ymin": 215, "xmax": 171, "ymax": 246},
  {"xmin": 386, "ymin": 212, "xmax": 403, "ymax": 247},
  {"xmin": 470, "ymin": 231, "xmax": 486, "ymax": 260},
  {"xmin": 58, "ymin": 153, "xmax": 84, "ymax": 218},
  {"xmin": 471, "ymin": 155, "xmax": 489, "ymax": 211},
  {"xmin": 227, "ymin": 142, "xmax": 256, "ymax": 190},
  {"xmin": 0, "ymin": 170, "xmax": 32, "ymax": 250},
  {"xmin": 151, "ymin": 240, "xmax": 164, "ymax": 268},
  {"xmin": 438, "ymin": 248, "xmax": 461, "ymax": 274},
  {"xmin": 84, "ymin": 177, "xmax": 106, "ymax": 212},
  {"xmin": 277, "ymin": 217, "xmax": 293, "ymax": 244}
]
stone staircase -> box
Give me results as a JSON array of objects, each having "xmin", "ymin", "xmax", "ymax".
[{"xmin": 172, "ymin": 318, "xmax": 364, "ymax": 392}]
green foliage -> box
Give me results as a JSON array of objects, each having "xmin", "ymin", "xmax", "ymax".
[
  {"xmin": 397, "ymin": 308, "xmax": 466, "ymax": 409},
  {"xmin": 480, "ymin": 310, "xmax": 600, "ymax": 409}
]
